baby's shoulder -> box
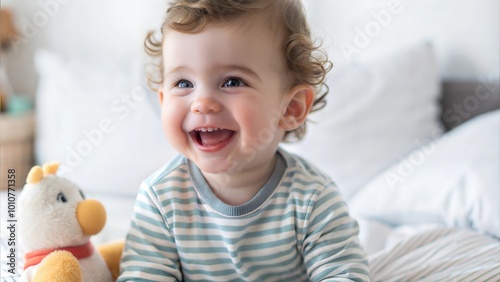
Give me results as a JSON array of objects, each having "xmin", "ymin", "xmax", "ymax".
[
  {"xmin": 279, "ymin": 149, "xmax": 340, "ymax": 202},
  {"xmin": 138, "ymin": 154, "xmax": 199, "ymax": 211},
  {"xmin": 143, "ymin": 154, "xmax": 191, "ymax": 188},
  {"xmin": 280, "ymin": 149, "xmax": 333, "ymax": 186}
]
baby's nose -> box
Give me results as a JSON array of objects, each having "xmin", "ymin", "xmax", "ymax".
[{"xmin": 191, "ymin": 96, "xmax": 222, "ymax": 114}]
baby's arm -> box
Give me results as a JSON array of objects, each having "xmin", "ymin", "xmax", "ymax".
[
  {"xmin": 302, "ymin": 185, "xmax": 370, "ymax": 281},
  {"xmin": 117, "ymin": 183, "xmax": 182, "ymax": 282}
]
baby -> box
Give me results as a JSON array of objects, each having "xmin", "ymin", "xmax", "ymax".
[{"xmin": 118, "ymin": 0, "xmax": 369, "ymax": 281}]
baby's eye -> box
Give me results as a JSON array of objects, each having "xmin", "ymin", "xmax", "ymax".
[
  {"xmin": 175, "ymin": 79, "xmax": 194, "ymax": 88},
  {"xmin": 222, "ymin": 77, "xmax": 246, "ymax": 88}
]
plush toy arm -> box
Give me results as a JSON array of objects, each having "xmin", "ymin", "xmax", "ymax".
[
  {"xmin": 33, "ymin": 251, "xmax": 82, "ymax": 282},
  {"xmin": 98, "ymin": 240, "xmax": 125, "ymax": 280}
]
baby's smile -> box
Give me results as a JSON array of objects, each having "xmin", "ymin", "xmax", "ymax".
[{"xmin": 189, "ymin": 127, "xmax": 236, "ymax": 151}]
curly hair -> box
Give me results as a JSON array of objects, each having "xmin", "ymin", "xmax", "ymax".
[{"xmin": 145, "ymin": 0, "xmax": 332, "ymax": 141}]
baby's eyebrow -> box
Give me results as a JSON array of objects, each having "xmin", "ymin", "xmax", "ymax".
[
  {"xmin": 218, "ymin": 65, "xmax": 262, "ymax": 83},
  {"xmin": 164, "ymin": 65, "xmax": 262, "ymax": 82},
  {"xmin": 165, "ymin": 65, "xmax": 191, "ymax": 76}
]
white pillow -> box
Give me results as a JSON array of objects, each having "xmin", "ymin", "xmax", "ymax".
[
  {"xmin": 35, "ymin": 50, "xmax": 178, "ymax": 196},
  {"xmin": 283, "ymin": 42, "xmax": 444, "ymax": 200},
  {"xmin": 349, "ymin": 110, "xmax": 500, "ymax": 238}
]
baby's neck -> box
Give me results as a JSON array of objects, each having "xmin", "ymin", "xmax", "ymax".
[{"xmin": 202, "ymin": 155, "xmax": 277, "ymax": 206}]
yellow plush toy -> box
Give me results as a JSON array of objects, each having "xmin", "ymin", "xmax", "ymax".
[{"xmin": 19, "ymin": 162, "xmax": 123, "ymax": 282}]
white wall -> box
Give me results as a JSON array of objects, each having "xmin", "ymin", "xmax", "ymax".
[
  {"xmin": 2, "ymin": 0, "xmax": 167, "ymax": 98},
  {"xmin": 2, "ymin": 0, "xmax": 499, "ymax": 98},
  {"xmin": 303, "ymin": 0, "xmax": 499, "ymax": 79}
]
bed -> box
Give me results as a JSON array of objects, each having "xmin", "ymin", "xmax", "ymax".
[{"xmin": 1, "ymin": 39, "xmax": 499, "ymax": 281}]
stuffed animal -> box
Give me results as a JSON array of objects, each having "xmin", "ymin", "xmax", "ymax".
[{"xmin": 19, "ymin": 162, "xmax": 122, "ymax": 282}]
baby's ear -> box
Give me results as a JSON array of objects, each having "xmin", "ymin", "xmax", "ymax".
[{"xmin": 279, "ymin": 84, "xmax": 314, "ymax": 131}]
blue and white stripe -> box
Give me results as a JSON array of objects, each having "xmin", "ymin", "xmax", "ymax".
[{"xmin": 118, "ymin": 149, "xmax": 369, "ymax": 281}]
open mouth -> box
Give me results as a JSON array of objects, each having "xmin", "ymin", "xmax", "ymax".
[{"xmin": 189, "ymin": 127, "xmax": 235, "ymax": 147}]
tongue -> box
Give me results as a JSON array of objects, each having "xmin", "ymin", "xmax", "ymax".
[{"xmin": 199, "ymin": 130, "xmax": 234, "ymax": 146}]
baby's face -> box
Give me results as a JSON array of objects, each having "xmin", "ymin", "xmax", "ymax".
[{"xmin": 158, "ymin": 19, "xmax": 290, "ymax": 175}]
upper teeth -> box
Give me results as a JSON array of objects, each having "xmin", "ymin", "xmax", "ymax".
[{"xmin": 196, "ymin": 127, "xmax": 221, "ymax": 132}]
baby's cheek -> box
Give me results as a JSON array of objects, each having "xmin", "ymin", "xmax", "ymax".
[{"xmin": 161, "ymin": 106, "xmax": 189, "ymax": 148}]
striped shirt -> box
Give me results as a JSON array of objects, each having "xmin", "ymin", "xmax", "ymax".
[{"xmin": 118, "ymin": 149, "xmax": 369, "ymax": 281}]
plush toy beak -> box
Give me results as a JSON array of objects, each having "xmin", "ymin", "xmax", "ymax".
[{"xmin": 76, "ymin": 199, "xmax": 107, "ymax": 235}]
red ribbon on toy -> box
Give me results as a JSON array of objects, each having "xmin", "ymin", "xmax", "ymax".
[{"xmin": 24, "ymin": 241, "xmax": 94, "ymax": 270}]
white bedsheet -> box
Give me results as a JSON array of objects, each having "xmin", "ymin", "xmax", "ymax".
[
  {"xmin": 369, "ymin": 226, "xmax": 500, "ymax": 281},
  {"xmin": 349, "ymin": 110, "xmax": 500, "ymax": 240},
  {"xmin": 349, "ymin": 111, "xmax": 500, "ymax": 280}
]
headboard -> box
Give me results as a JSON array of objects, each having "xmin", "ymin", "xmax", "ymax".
[{"xmin": 441, "ymin": 80, "xmax": 500, "ymax": 131}]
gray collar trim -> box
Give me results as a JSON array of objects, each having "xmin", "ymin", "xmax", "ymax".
[{"xmin": 188, "ymin": 150, "xmax": 287, "ymax": 216}]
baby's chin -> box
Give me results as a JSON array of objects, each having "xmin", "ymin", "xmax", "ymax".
[{"xmin": 195, "ymin": 160, "xmax": 238, "ymax": 176}]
